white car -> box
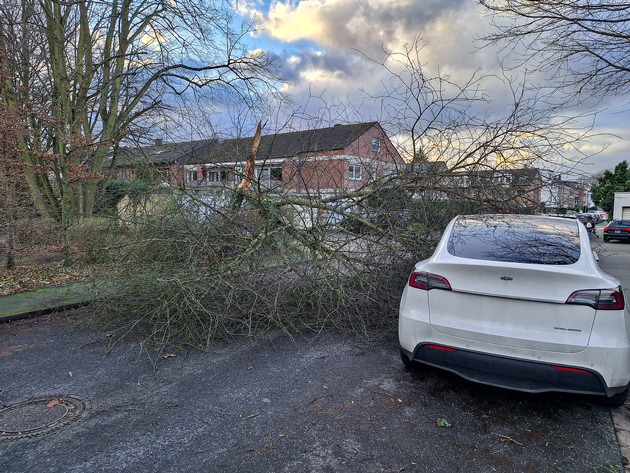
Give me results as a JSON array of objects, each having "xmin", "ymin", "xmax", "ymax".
[{"xmin": 399, "ymin": 214, "xmax": 630, "ymax": 406}]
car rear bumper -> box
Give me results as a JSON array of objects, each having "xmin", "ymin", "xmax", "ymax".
[
  {"xmin": 402, "ymin": 343, "xmax": 629, "ymax": 397},
  {"xmin": 604, "ymin": 232, "xmax": 630, "ymax": 241}
]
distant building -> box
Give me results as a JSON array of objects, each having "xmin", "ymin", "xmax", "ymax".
[
  {"xmin": 540, "ymin": 173, "xmax": 590, "ymax": 212},
  {"xmin": 449, "ymin": 168, "xmax": 544, "ymax": 213}
]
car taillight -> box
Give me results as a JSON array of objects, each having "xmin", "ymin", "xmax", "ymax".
[
  {"xmin": 604, "ymin": 226, "xmax": 611, "ymax": 232},
  {"xmin": 408, "ymin": 271, "xmax": 452, "ymax": 291},
  {"xmin": 566, "ymin": 288, "xmax": 625, "ymax": 310},
  {"xmin": 552, "ymin": 365, "xmax": 591, "ymax": 374},
  {"xmin": 426, "ymin": 344, "xmax": 457, "ymax": 352}
]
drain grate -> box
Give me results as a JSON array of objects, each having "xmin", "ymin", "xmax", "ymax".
[{"xmin": 0, "ymin": 395, "xmax": 91, "ymax": 442}]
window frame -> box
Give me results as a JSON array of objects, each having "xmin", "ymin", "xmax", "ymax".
[
  {"xmin": 371, "ymin": 138, "xmax": 381, "ymax": 153},
  {"xmin": 348, "ymin": 163, "xmax": 362, "ymax": 181},
  {"xmin": 234, "ymin": 166, "xmax": 243, "ymax": 183},
  {"xmin": 208, "ymin": 170, "xmax": 227, "ymax": 182}
]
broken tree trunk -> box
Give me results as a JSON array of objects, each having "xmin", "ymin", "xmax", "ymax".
[{"xmin": 231, "ymin": 121, "xmax": 262, "ymax": 211}]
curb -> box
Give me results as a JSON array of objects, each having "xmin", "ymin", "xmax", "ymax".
[
  {"xmin": 0, "ymin": 282, "xmax": 98, "ymax": 323},
  {"xmin": 0, "ymin": 302, "xmax": 91, "ymax": 324},
  {"xmin": 612, "ymin": 406, "xmax": 630, "ymax": 471}
]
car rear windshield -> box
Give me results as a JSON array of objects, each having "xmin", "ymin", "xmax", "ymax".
[
  {"xmin": 611, "ymin": 220, "xmax": 630, "ymax": 226},
  {"xmin": 447, "ymin": 215, "xmax": 581, "ymax": 265}
]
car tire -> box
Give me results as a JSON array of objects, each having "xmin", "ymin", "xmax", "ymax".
[
  {"xmin": 599, "ymin": 388, "xmax": 629, "ymax": 407},
  {"xmin": 603, "ymin": 236, "xmax": 610, "ymax": 242},
  {"xmin": 400, "ymin": 350, "xmax": 417, "ymax": 371}
]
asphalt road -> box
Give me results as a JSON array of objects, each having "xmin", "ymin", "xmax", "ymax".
[
  {"xmin": 2, "ymin": 238, "xmax": 630, "ymax": 473},
  {"xmin": 593, "ymin": 236, "xmax": 630, "ymax": 294}
]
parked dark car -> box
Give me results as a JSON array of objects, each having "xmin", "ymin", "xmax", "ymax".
[{"xmin": 603, "ymin": 220, "xmax": 630, "ymax": 243}]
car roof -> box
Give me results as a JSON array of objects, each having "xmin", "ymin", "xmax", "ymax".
[{"xmin": 454, "ymin": 213, "xmax": 578, "ymax": 230}]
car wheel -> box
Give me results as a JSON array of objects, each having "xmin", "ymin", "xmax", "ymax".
[
  {"xmin": 599, "ymin": 388, "xmax": 629, "ymax": 407},
  {"xmin": 400, "ymin": 350, "xmax": 417, "ymax": 371}
]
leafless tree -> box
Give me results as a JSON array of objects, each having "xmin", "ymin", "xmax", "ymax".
[
  {"xmin": 479, "ymin": 0, "xmax": 630, "ymax": 100},
  {"xmin": 361, "ymin": 38, "xmax": 595, "ymax": 200},
  {"xmin": 0, "ymin": 36, "xmax": 32, "ymax": 270},
  {"xmin": 0, "ymin": 103, "xmax": 22, "ymax": 270},
  {"xmin": 0, "ymin": 0, "xmax": 278, "ymax": 264}
]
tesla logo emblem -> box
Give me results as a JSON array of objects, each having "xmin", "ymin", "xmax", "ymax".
[{"xmin": 500, "ymin": 276, "xmax": 513, "ymax": 281}]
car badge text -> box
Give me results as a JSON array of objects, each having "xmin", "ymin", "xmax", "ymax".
[{"xmin": 500, "ymin": 276, "xmax": 514, "ymax": 281}]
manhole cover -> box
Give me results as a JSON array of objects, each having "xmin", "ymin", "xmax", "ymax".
[{"xmin": 0, "ymin": 395, "xmax": 90, "ymax": 442}]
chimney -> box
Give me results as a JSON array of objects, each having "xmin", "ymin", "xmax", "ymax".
[{"xmin": 154, "ymin": 138, "xmax": 163, "ymax": 146}]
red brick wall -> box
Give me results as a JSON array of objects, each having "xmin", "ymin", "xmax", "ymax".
[{"xmin": 282, "ymin": 124, "xmax": 403, "ymax": 193}]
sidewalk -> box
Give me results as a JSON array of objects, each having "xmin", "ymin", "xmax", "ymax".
[{"xmin": 0, "ymin": 282, "xmax": 98, "ymax": 323}]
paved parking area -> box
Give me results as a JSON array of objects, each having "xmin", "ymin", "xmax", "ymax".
[{"xmin": 0, "ymin": 310, "xmax": 624, "ymax": 473}]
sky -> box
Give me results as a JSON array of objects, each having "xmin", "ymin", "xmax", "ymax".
[{"xmin": 231, "ymin": 0, "xmax": 630, "ymax": 179}]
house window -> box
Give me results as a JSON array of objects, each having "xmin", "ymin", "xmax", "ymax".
[
  {"xmin": 372, "ymin": 138, "xmax": 381, "ymax": 153},
  {"xmin": 270, "ymin": 167, "xmax": 282, "ymax": 181},
  {"xmin": 349, "ymin": 164, "xmax": 362, "ymax": 181},
  {"xmin": 369, "ymin": 164, "xmax": 378, "ymax": 181},
  {"xmin": 255, "ymin": 167, "xmax": 283, "ymax": 181},
  {"xmin": 256, "ymin": 168, "xmax": 270, "ymax": 180},
  {"xmin": 458, "ymin": 176, "xmax": 470, "ymax": 187},
  {"xmin": 234, "ymin": 166, "xmax": 243, "ymax": 183},
  {"xmin": 188, "ymin": 170, "xmax": 198, "ymax": 182},
  {"xmin": 157, "ymin": 168, "xmax": 171, "ymax": 183},
  {"xmin": 208, "ymin": 170, "xmax": 227, "ymax": 182}
]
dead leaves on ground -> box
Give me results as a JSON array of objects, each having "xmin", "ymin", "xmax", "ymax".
[
  {"xmin": 46, "ymin": 398, "xmax": 64, "ymax": 408},
  {"xmin": 0, "ymin": 261, "xmax": 94, "ymax": 297}
]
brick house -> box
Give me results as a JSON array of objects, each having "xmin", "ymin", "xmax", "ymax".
[
  {"xmin": 184, "ymin": 122, "xmax": 403, "ymax": 195},
  {"xmin": 106, "ymin": 122, "xmax": 403, "ymax": 196},
  {"xmin": 105, "ymin": 139, "xmax": 215, "ymax": 187}
]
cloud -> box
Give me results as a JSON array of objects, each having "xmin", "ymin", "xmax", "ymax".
[
  {"xmin": 255, "ymin": 0, "xmax": 507, "ymax": 105},
  {"xmin": 264, "ymin": 0, "xmax": 330, "ymax": 44},
  {"xmin": 243, "ymin": 0, "xmax": 630, "ymax": 177},
  {"xmin": 263, "ymin": 0, "xmax": 470, "ymax": 50}
]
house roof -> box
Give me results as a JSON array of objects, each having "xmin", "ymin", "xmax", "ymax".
[
  {"xmin": 105, "ymin": 122, "xmax": 384, "ymax": 168},
  {"xmin": 186, "ymin": 122, "xmax": 381, "ymax": 165},
  {"xmin": 105, "ymin": 139, "xmax": 217, "ymax": 168}
]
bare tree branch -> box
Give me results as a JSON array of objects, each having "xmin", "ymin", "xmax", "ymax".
[{"xmin": 479, "ymin": 0, "xmax": 630, "ymax": 99}]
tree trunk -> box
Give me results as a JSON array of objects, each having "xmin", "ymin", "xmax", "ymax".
[{"xmin": 3, "ymin": 173, "xmax": 16, "ymax": 270}]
